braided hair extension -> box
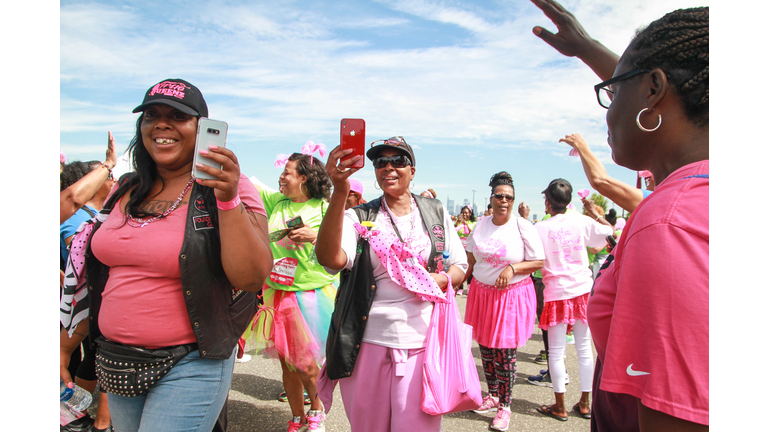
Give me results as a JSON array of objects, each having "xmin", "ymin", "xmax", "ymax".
[
  {"xmin": 488, "ymin": 171, "xmax": 515, "ymax": 196},
  {"xmin": 628, "ymin": 7, "xmax": 709, "ymax": 127}
]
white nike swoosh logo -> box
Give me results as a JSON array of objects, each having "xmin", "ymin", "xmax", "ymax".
[{"xmin": 626, "ymin": 364, "xmax": 650, "ymax": 376}]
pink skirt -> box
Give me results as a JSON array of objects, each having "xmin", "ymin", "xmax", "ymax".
[
  {"xmin": 538, "ymin": 292, "xmax": 589, "ymax": 331},
  {"xmin": 244, "ymin": 284, "xmax": 336, "ymax": 372},
  {"xmin": 463, "ymin": 277, "xmax": 537, "ymax": 349}
]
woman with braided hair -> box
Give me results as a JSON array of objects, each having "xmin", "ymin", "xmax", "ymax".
[
  {"xmin": 532, "ymin": 1, "xmax": 708, "ymax": 430},
  {"xmin": 463, "ymin": 171, "xmax": 545, "ymax": 431}
]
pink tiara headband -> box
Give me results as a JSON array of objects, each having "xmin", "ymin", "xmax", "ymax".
[{"xmin": 275, "ymin": 141, "xmax": 327, "ymax": 168}]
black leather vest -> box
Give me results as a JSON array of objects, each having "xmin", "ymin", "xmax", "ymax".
[
  {"xmin": 85, "ymin": 177, "xmax": 258, "ymax": 359},
  {"xmin": 325, "ymin": 194, "xmax": 446, "ymax": 380}
]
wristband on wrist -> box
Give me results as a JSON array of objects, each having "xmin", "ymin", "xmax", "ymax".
[{"xmin": 217, "ymin": 195, "xmax": 241, "ymax": 211}]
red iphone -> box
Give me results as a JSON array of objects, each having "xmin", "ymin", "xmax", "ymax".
[{"xmin": 340, "ymin": 118, "xmax": 365, "ymax": 169}]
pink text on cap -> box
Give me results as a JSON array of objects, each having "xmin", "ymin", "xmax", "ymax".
[{"xmin": 149, "ymin": 81, "xmax": 190, "ymax": 99}]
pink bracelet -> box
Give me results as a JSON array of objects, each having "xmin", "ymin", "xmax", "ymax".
[{"xmin": 217, "ymin": 195, "xmax": 241, "ymax": 211}]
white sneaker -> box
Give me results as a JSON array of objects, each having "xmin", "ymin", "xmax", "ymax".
[
  {"xmin": 299, "ymin": 410, "xmax": 326, "ymax": 432},
  {"xmin": 235, "ymin": 354, "xmax": 251, "ymax": 363}
]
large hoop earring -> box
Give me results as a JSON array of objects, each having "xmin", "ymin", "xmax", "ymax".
[
  {"xmin": 300, "ymin": 182, "xmax": 309, "ymax": 197},
  {"xmin": 374, "ymin": 181, "xmax": 381, "ymax": 191},
  {"xmin": 636, "ymin": 108, "xmax": 662, "ymax": 132}
]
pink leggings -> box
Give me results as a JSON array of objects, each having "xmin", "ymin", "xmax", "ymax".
[{"xmin": 338, "ymin": 342, "xmax": 442, "ymax": 432}]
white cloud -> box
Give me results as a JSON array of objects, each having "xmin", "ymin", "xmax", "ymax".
[{"xmin": 61, "ymin": 0, "xmax": 709, "ymax": 217}]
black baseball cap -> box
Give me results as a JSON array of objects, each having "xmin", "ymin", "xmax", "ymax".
[
  {"xmin": 366, "ymin": 136, "xmax": 416, "ymax": 167},
  {"xmin": 132, "ymin": 79, "xmax": 208, "ymax": 117}
]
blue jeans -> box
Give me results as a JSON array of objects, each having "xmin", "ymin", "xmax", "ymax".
[{"xmin": 107, "ymin": 348, "xmax": 235, "ymax": 432}]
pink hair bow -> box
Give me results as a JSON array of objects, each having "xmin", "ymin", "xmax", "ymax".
[
  {"xmin": 577, "ymin": 189, "xmax": 590, "ymax": 198},
  {"xmin": 60, "ymin": 151, "xmax": 66, "ymax": 164},
  {"xmin": 274, "ymin": 154, "xmax": 291, "ymax": 168},
  {"xmin": 638, "ymin": 170, "xmax": 654, "ymax": 179},
  {"xmin": 302, "ymin": 141, "xmax": 327, "ymax": 166}
]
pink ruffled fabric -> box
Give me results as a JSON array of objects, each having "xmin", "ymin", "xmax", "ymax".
[
  {"xmin": 247, "ymin": 284, "xmax": 336, "ymax": 371},
  {"xmin": 538, "ymin": 293, "xmax": 589, "ymax": 331},
  {"xmin": 463, "ymin": 277, "xmax": 537, "ymax": 349}
]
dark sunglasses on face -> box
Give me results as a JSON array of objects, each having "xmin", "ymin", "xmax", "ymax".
[
  {"xmin": 373, "ymin": 155, "xmax": 412, "ymax": 169},
  {"xmin": 492, "ymin": 193, "xmax": 514, "ymax": 202}
]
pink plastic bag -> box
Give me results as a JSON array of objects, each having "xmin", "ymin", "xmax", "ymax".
[{"xmin": 421, "ymin": 287, "xmax": 482, "ymax": 415}]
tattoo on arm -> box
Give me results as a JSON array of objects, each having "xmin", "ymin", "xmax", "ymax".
[{"xmin": 140, "ymin": 200, "xmax": 185, "ymax": 215}]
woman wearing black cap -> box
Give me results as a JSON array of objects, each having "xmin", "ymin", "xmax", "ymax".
[
  {"xmin": 316, "ymin": 137, "xmax": 468, "ymax": 432},
  {"xmin": 59, "ymin": 79, "xmax": 272, "ymax": 432}
]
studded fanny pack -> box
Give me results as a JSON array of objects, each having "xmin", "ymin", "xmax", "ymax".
[{"xmin": 94, "ymin": 336, "xmax": 198, "ymax": 397}]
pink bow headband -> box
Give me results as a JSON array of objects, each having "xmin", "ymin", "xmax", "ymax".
[{"xmin": 275, "ymin": 141, "xmax": 327, "ymax": 168}]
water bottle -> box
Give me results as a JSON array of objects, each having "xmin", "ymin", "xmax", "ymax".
[
  {"xmin": 441, "ymin": 251, "xmax": 450, "ymax": 274},
  {"xmin": 60, "ymin": 378, "xmax": 92, "ymax": 412}
]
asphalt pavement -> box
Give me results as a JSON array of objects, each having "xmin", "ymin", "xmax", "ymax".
[{"xmin": 227, "ymin": 293, "xmax": 595, "ymax": 432}]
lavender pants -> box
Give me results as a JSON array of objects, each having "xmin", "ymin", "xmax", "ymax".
[{"xmin": 338, "ymin": 342, "xmax": 442, "ymax": 432}]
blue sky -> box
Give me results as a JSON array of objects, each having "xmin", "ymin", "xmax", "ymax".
[{"xmin": 60, "ymin": 0, "xmax": 710, "ymax": 219}]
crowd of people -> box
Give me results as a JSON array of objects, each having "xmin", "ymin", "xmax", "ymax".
[{"xmin": 60, "ymin": 1, "xmax": 708, "ymax": 431}]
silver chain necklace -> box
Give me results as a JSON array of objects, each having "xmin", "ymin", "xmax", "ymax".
[
  {"xmin": 381, "ymin": 195, "xmax": 417, "ymax": 247},
  {"xmin": 126, "ymin": 177, "xmax": 195, "ymax": 228}
]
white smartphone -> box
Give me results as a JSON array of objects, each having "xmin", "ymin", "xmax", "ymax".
[{"xmin": 193, "ymin": 118, "xmax": 228, "ymax": 180}]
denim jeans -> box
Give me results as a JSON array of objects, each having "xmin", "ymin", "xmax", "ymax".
[{"xmin": 107, "ymin": 348, "xmax": 235, "ymax": 432}]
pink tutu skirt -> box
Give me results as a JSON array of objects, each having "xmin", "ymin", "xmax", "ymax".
[
  {"xmin": 463, "ymin": 277, "xmax": 537, "ymax": 349},
  {"xmin": 244, "ymin": 284, "xmax": 336, "ymax": 372},
  {"xmin": 538, "ymin": 292, "xmax": 589, "ymax": 331}
]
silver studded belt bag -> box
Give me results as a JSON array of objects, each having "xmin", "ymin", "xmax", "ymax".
[{"xmin": 94, "ymin": 336, "xmax": 198, "ymax": 397}]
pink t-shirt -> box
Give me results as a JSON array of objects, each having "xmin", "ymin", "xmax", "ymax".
[
  {"xmin": 588, "ymin": 160, "xmax": 709, "ymax": 426},
  {"xmin": 466, "ymin": 216, "xmax": 545, "ymax": 286},
  {"xmin": 91, "ymin": 174, "xmax": 265, "ymax": 348},
  {"xmin": 534, "ymin": 213, "xmax": 613, "ymax": 302}
]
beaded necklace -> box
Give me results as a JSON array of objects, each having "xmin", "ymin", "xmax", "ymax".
[{"xmin": 126, "ymin": 177, "xmax": 195, "ymax": 228}]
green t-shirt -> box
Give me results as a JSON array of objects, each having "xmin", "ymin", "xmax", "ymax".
[{"xmin": 261, "ymin": 189, "xmax": 335, "ymax": 292}]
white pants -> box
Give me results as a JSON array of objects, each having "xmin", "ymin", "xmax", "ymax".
[{"xmin": 547, "ymin": 321, "xmax": 593, "ymax": 393}]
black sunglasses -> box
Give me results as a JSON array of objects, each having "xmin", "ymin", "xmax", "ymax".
[
  {"xmin": 492, "ymin": 193, "xmax": 514, "ymax": 202},
  {"xmin": 373, "ymin": 155, "xmax": 412, "ymax": 169},
  {"xmin": 594, "ymin": 68, "xmax": 651, "ymax": 109}
]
